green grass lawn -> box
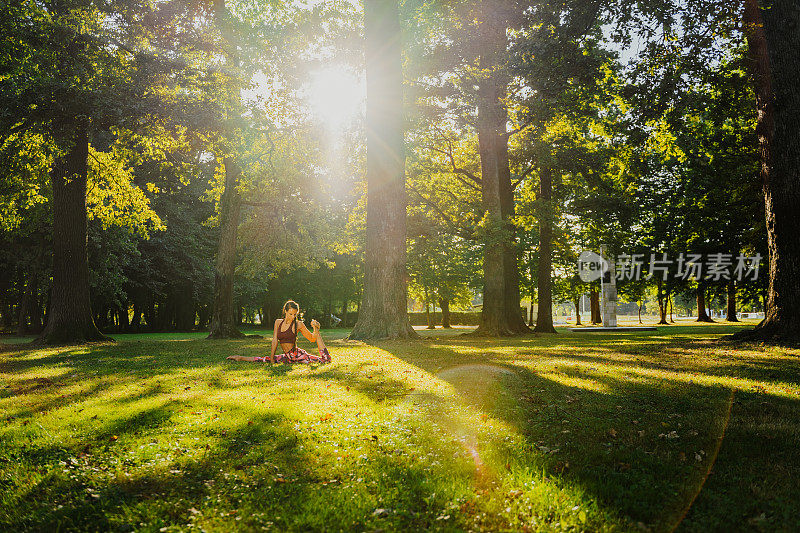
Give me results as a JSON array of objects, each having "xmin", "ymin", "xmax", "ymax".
[{"xmin": 1, "ymin": 322, "xmax": 798, "ymax": 532}]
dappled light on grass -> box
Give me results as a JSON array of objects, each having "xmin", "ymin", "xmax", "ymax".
[
  {"xmin": 1, "ymin": 323, "xmax": 799, "ymax": 530},
  {"xmin": 536, "ymin": 371, "xmax": 613, "ymax": 394}
]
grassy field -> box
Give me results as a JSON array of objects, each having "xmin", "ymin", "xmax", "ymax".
[{"xmin": 1, "ymin": 321, "xmax": 798, "ymax": 532}]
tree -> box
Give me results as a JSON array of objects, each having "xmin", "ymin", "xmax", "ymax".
[
  {"xmin": 2, "ymin": 0, "xmax": 219, "ymax": 344},
  {"xmin": 348, "ymin": 0, "xmax": 416, "ymax": 339},
  {"xmin": 533, "ymin": 167, "xmax": 557, "ymax": 333},
  {"xmin": 735, "ymin": 0, "xmax": 800, "ymax": 341},
  {"xmin": 606, "ymin": 0, "xmax": 798, "ymax": 341}
]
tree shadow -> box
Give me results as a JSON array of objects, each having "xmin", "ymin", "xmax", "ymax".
[
  {"xmin": 3, "ymin": 331, "xmax": 798, "ymax": 530},
  {"xmin": 349, "ymin": 336, "xmax": 800, "ymax": 531}
]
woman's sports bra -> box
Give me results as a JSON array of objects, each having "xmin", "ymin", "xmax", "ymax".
[{"xmin": 276, "ymin": 319, "xmax": 297, "ymax": 343}]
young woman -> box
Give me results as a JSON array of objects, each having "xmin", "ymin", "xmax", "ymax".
[{"xmin": 226, "ymin": 300, "xmax": 331, "ymax": 364}]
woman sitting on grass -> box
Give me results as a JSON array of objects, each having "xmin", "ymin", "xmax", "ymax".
[{"xmin": 227, "ymin": 300, "xmax": 331, "ymax": 364}]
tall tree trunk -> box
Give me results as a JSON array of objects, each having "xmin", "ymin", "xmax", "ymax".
[
  {"xmin": 349, "ymin": 0, "xmax": 416, "ymax": 340},
  {"xmin": 638, "ymin": 301, "xmax": 643, "ymax": 324},
  {"xmin": 0, "ymin": 277, "xmax": 10, "ymax": 331},
  {"xmin": 175, "ymin": 282, "xmax": 195, "ymax": 331},
  {"xmin": 33, "ymin": 128, "xmax": 112, "ymax": 345},
  {"xmin": 736, "ymin": 0, "xmax": 800, "ymax": 341},
  {"xmin": 472, "ymin": 8, "xmax": 531, "ymax": 337},
  {"xmin": 1, "ymin": 298, "xmax": 12, "ymax": 331},
  {"xmin": 17, "ymin": 273, "xmax": 37, "ymax": 336},
  {"xmin": 426, "ymin": 302, "xmax": 435, "ymax": 329},
  {"xmin": 208, "ymin": 157, "xmax": 245, "ymax": 339},
  {"xmin": 528, "ymin": 257, "xmax": 536, "ymax": 326},
  {"xmin": 697, "ymin": 284, "xmax": 713, "ymax": 322},
  {"xmin": 668, "ymin": 293, "xmax": 675, "ymax": 323},
  {"xmin": 32, "ymin": 291, "xmax": 43, "ymax": 332},
  {"xmin": 144, "ymin": 298, "xmax": 155, "ymax": 330},
  {"xmin": 726, "ymin": 278, "xmax": 739, "ymax": 322},
  {"xmin": 657, "ymin": 281, "xmax": 669, "ymax": 325},
  {"xmin": 574, "ymin": 297, "xmax": 582, "ymax": 325},
  {"xmin": 197, "ymin": 304, "xmax": 210, "ymax": 330},
  {"xmin": 119, "ymin": 302, "xmax": 129, "ymax": 332},
  {"xmin": 439, "ymin": 298, "xmax": 452, "ymax": 328},
  {"xmin": 324, "ymin": 298, "xmax": 332, "ymax": 328},
  {"xmin": 131, "ymin": 298, "xmax": 142, "ymax": 331},
  {"xmin": 42, "ymin": 287, "xmax": 51, "ymax": 331},
  {"xmin": 534, "ymin": 168, "xmax": 556, "ymax": 333},
  {"xmin": 590, "ymin": 289, "xmax": 602, "ymax": 324}
]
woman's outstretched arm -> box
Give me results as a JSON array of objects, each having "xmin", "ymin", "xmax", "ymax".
[{"xmin": 298, "ymin": 320, "xmax": 318, "ymax": 342}]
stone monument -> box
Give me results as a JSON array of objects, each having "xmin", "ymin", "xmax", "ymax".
[{"xmin": 600, "ymin": 245, "xmax": 617, "ymax": 328}]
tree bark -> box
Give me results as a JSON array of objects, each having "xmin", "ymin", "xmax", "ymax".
[
  {"xmin": 208, "ymin": 157, "xmax": 245, "ymax": 339},
  {"xmin": 17, "ymin": 273, "xmax": 37, "ymax": 336},
  {"xmin": 528, "ymin": 258, "xmax": 536, "ymax": 326},
  {"xmin": 439, "ymin": 298, "xmax": 452, "ymax": 328},
  {"xmin": 32, "ymin": 290, "xmax": 44, "ymax": 332},
  {"xmin": 175, "ymin": 282, "xmax": 195, "ymax": 331},
  {"xmin": 197, "ymin": 304, "xmax": 211, "ymax": 330},
  {"xmin": 348, "ymin": 0, "xmax": 416, "ymax": 340},
  {"xmin": 33, "ymin": 128, "xmax": 112, "ymax": 345},
  {"xmin": 590, "ymin": 289, "xmax": 602, "ymax": 324},
  {"xmin": 735, "ymin": 0, "xmax": 800, "ymax": 341},
  {"xmin": 131, "ymin": 298, "xmax": 142, "ymax": 331},
  {"xmin": 118, "ymin": 300, "xmax": 130, "ymax": 332},
  {"xmin": 657, "ymin": 281, "xmax": 669, "ymax": 325},
  {"xmin": 472, "ymin": 8, "xmax": 531, "ymax": 336},
  {"xmin": 144, "ymin": 298, "xmax": 155, "ymax": 330},
  {"xmin": 534, "ymin": 168, "xmax": 556, "ymax": 333},
  {"xmin": 697, "ymin": 284, "xmax": 713, "ymax": 322},
  {"xmin": 726, "ymin": 278, "xmax": 739, "ymax": 322},
  {"xmin": 668, "ymin": 293, "xmax": 675, "ymax": 323},
  {"xmin": 574, "ymin": 297, "xmax": 582, "ymax": 326},
  {"xmin": 425, "ymin": 290, "xmax": 435, "ymax": 329}
]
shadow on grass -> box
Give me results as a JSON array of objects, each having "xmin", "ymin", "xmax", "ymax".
[
  {"xmin": 2, "ymin": 325, "xmax": 798, "ymax": 531},
  {"xmin": 347, "ymin": 335, "xmax": 800, "ymax": 532}
]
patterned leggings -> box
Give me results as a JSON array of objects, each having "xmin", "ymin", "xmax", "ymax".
[{"xmin": 254, "ymin": 347, "xmax": 331, "ymax": 364}]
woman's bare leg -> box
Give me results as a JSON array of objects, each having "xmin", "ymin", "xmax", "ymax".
[{"xmin": 226, "ymin": 355, "xmax": 266, "ymax": 362}]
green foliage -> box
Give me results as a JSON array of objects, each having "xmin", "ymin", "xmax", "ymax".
[{"xmin": 87, "ymin": 145, "xmax": 164, "ymax": 239}]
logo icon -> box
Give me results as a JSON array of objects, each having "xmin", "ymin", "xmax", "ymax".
[{"xmin": 577, "ymin": 251, "xmax": 608, "ymax": 282}]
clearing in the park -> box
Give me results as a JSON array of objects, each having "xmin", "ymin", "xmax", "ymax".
[{"xmin": 1, "ymin": 322, "xmax": 798, "ymax": 532}]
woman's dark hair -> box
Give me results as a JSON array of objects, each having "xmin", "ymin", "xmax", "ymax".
[{"xmin": 283, "ymin": 300, "xmax": 299, "ymax": 314}]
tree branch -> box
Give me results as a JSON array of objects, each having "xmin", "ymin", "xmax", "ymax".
[{"xmin": 407, "ymin": 183, "xmax": 476, "ymax": 241}]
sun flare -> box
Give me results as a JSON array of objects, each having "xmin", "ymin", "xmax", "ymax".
[{"xmin": 306, "ymin": 66, "xmax": 364, "ymax": 130}]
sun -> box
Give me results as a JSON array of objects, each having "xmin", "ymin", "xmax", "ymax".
[{"xmin": 306, "ymin": 66, "xmax": 364, "ymax": 130}]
